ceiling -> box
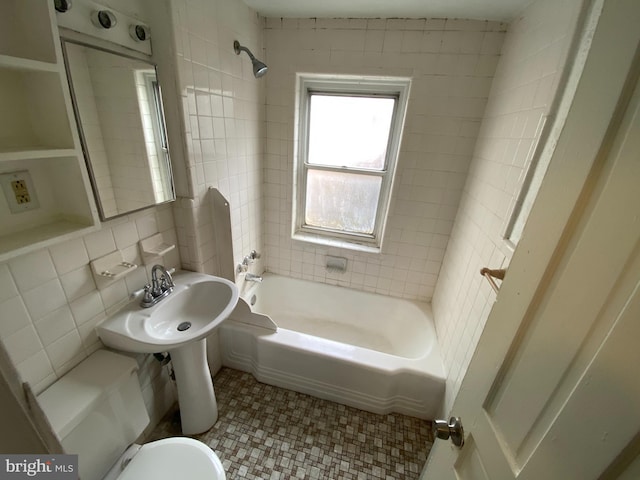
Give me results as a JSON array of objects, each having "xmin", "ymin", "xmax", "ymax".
[{"xmin": 242, "ymin": 0, "xmax": 533, "ymax": 22}]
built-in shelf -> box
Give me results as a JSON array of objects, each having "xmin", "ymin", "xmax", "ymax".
[
  {"xmin": 0, "ymin": 68, "xmax": 75, "ymax": 151},
  {"xmin": 0, "ymin": 0, "xmax": 99, "ymax": 262},
  {"xmin": 0, "ymin": 220, "xmax": 95, "ymax": 263},
  {"xmin": 0, "ymin": 148, "xmax": 78, "ymax": 163},
  {"xmin": 0, "ymin": 54, "xmax": 59, "ymax": 73},
  {"xmin": 140, "ymin": 233, "xmax": 176, "ymax": 264}
]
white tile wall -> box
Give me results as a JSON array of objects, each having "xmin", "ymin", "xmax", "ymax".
[
  {"xmin": 263, "ymin": 18, "xmax": 507, "ymax": 301},
  {"xmin": 0, "ymin": 205, "xmax": 180, "ymax": 428},
  {"xmin": 168, "ymin": 0, "xmax": 265, "ymax": 282},
  {"xmin": 432, "ymin": 0, "xmax": 585, "ymax": 414}
]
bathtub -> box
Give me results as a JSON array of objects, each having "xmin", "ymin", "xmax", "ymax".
[{"xmin": 218, "ymin": 274, "xmax": 445, "ymax": 418}]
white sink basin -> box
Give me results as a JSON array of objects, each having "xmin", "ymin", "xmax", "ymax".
[
  {"xmin": 96, "ymin": 271, "xmax": 239, "ymax": 435},
  {"xmin": 97, "ymin": 271, "xmax": 239, "ymax": 354}
]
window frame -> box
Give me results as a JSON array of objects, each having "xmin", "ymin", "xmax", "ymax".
[{"xmin": 293, "ymin": 74, "xmax": 411, "ymax": 251}]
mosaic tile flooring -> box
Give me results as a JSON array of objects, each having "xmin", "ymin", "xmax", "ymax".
[{"xmin": 149, "ymin": 368, "xmax": 434, "ymax": 479}]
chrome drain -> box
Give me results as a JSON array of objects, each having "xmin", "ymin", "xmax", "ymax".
[{"xmin": 177, "ymin": 321, "xmax": 191, "ymax": 332}]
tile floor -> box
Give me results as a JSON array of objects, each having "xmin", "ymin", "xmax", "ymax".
[{"xmin": 149, "ymin": 368, "xmax": 434, "ymax": 479}]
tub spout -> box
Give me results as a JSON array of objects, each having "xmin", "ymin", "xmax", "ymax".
[{"xmin": 245, "ymin": 273, "xmax": 263, "ymax": 283}]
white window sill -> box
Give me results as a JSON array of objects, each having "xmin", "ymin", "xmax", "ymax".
[{"xmin": 292, "ymin": 231, "xmax": 382, "ymax": 254}]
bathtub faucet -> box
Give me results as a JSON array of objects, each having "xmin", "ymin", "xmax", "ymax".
[{"xmin": 245, "ymin": 273, "xmax": 263, "ymax": 283}]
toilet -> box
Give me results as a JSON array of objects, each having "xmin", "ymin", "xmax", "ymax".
[{"xmin": 37, "ymin": 350, "xmax": 225, "ymax": 480}]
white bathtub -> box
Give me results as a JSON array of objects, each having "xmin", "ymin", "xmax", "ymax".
[{"xmin": 218, "ymin": 274, "xmax": 445, "ymax": 418}]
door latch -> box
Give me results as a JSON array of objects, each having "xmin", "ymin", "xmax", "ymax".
[{"xmin": 433, "ymin": 417, "xmax": 465, "ymax": 448}]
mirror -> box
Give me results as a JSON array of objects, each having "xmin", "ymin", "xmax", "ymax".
[{"xmin": 61, "ymin": 39, "xmax": 175, "ymax": 220}]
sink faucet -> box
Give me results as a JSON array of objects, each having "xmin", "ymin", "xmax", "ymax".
[
  {"xmin": 245, "ymin": 273, "xmax": 263, "ymax": 283},
  {"xmin": 140, "ymin": 265, "xmax": 175, "ymax": 308}
]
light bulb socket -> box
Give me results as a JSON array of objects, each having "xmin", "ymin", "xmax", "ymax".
[
  {"xmin": 91, "ymin": 10, "xmax": 117, "ymax": 29},
  {"xmin": 54, "ymin": 0, "xmax": 72, "ymax": 13},
  {"xmin": 130, "ymin": 24, "xmax": 151, "ymax": 42}
]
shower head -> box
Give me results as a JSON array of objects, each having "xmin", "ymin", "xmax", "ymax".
[{"xmin": 233, "ymin": 40, "xmax": 268, "ymax": 78}]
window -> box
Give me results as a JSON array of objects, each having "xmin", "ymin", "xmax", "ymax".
[
  {"xmin": 293, "ymin": 75, "xmax": 410, "ymax": 251},
  {"xmin": 135, "ymin": 70, "xmax": 173, "ymax": 203}
]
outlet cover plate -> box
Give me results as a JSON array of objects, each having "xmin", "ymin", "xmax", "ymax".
[{"xmin": 1, "ymin": 170, "xmax": 40, "ymax": 214}]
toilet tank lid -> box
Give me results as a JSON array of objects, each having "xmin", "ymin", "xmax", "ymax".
[{"xmin": 38, "ymin": 350, "xmax": 139, "ymax": 439}]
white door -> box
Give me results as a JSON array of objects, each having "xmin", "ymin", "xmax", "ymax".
[{"xmin": 423, "ymin": 1, "xmax": 640, "ymax": 479}]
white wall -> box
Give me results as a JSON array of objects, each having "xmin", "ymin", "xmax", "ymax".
[
  {"xmin": 432, "ymin": 0, "xmax": 587, "ymax": 413},
  {"xmin": 263, "ymin": 18, "xmax": 506, "ymax": 301}
]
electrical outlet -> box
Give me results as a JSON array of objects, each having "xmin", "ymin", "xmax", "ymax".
[
  {"xmin": 12, "ymin": 180, "xmax": 31, "ymax": 204},
  {"xmin": 1, "ymin": 171, "xmax": 40, "ymax": 214}
]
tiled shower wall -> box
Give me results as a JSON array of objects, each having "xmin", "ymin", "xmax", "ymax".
[
  {"xmin": 263, "ymin": 18, "xmax": 506, "ymax": 301},
  {"xmin": 432, "ymin": 0, "xmax": 586, "ymax": 413},
  {"xmin": 167, "ymin": 0, "xmax": 265, "ymax": 281}
]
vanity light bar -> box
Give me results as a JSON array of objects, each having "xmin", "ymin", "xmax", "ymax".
[
  {"xmin": 89, "ymin": 9, "xmax": 150, "ymax": 42},
  {"xmin": 55, "ymin": 0, "xmax": 152, "ymax": 55}
]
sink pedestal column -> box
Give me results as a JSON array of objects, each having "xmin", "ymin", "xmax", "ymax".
[{"xmin": 170, "ymin": 338, "xmax": 218, "ymax": 434}]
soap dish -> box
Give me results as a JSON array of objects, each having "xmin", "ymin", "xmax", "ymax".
[
  {"xmin": 139, "ymin": 233, "xmax": 176, "ymax": 264},
  {"xmin": 90, "ymin": 251, "xmax": 138, "ymax": 288},
  {"xmin": 97, "ymin": 262, "xmax": 137, "ymax": 278}
]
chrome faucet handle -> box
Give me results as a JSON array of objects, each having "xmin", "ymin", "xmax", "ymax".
[
  {"xmin": 130, "ymin": 286, "xmax": 147, "ymax": 299},
  {"xmin": 150, "ymin": 279, "xmax": 162, "ymax": 296},
  {"xmin": 160, "ymin": 274, "xmax": 174, "ymax": 292},
  {"xmin": 249, "ymin": 250, "xmax": 261, "ymax": 260},
  {"xmin": 162, "ymin": 268, "xmax": 174, "ymax": 289},
  {"xmin": 142, "ymin": 284, "xmax": 154, "ymax": 304}
]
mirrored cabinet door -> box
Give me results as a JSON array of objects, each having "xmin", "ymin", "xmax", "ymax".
[{"xmin": 61, "ymin": 39, "xmax": 175, "ymax": 221}]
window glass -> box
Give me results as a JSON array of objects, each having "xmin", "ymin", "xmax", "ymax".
[
  {"xmin": 308, "ymin": 94, "xmax": 395, "ymax": 170},
  {"xmin": 305, "ymin": 170, "xmax": 382, "ymax": 234}
]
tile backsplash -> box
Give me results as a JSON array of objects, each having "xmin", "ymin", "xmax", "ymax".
[
  {"xmin": 0, "ymin": 205, "xmax": 179, "ymax": 426},
  {"xmin": 262, "ymin": 17, "xmax": 507, "ymax": 301}
]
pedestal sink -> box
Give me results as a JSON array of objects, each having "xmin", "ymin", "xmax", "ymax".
[{"xmin": 96, "ymin": 271, "xmax": 239, "ymax": 434}]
